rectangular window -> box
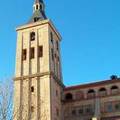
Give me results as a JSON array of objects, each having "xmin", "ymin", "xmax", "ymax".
[
  {"xmin": 72, "ymin": 110, "xmax": 76, "ymax": 116},
  {"xmin": 38, "ymin": 46, "xmax": 43, "ymax": 57},
  {"xmin": 56, "ymin": 108, "xmax": 59, "ymax": 116},
  {"xmin": 85, "ymin": 105, "xmax": 94, "ymax": 114},
  {"xmin": 114, "ymin": 102, "xmax": 120, "ymax": 111},
  {"xmin": 31, "ymin": 86, "xmax": 34, "ymax": 92},
  {"xmin": 50, "ymin": 32, "xmax": 53, "ymax": 43},
  {"xmin": 78, "ymin": 109, "xmax": 83, "ymax": 115},
  {"xmin": 31, "ymin": 106, "xmax": 34, "ymax": 112},
  {"xmin": 86, "ymin": 107, "xmax": 91, "ymax": 113},
  {"xmin": 105, "ymin": 102, "xmax": 113, "ymax": 112},
  {"xmin": 22, "ymin": 49, "xmax": 27, "ymax": 61},
  {"xmin": 30, "ymin": 47, "xmax": 35, "ymax": 59}
]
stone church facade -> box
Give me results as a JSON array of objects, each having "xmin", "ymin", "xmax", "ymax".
[{"xmin": 14, "ymin": 0, "xmax": 120, "ymax": 120}]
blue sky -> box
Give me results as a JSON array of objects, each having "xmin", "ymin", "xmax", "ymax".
[{"xmin": 0, "ymin": 0, "xmax": 120, "ymax": 86}]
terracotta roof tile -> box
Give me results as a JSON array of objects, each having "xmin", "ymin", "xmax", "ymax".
[{"xmin": 64, "ymin": 78, "xmax": 120, "ymax": 91}]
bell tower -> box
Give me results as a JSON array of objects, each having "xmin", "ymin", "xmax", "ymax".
[
  {"xmin": 33, "ymin": 0, "xmax": 45, "ymax": 12},
  {"xmin": 14, "ymin": 0, "xmax": 64, "ymax": 120}
]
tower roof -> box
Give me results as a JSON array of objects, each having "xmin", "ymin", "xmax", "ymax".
[
  {"xmin": 28, "ymin": 10, "xmax": 47, "ymax": 23},
  {"xmin": 28, "ymin": 0, "xmax": 47, "ymax": 24}
]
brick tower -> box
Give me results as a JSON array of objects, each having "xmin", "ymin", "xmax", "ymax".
[{"xmin": 14, "ymin": 0, "xmax": 64, "ymax": 119}]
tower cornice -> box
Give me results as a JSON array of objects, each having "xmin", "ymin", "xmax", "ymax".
[
  {"xmin": 16, "ymin": 19, "xmax": 62, "ymax": 40},
  {"xmin": 14, "ymin": 71, "xmax": 65, "ymax": 88}
]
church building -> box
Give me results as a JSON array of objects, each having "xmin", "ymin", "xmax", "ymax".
[{"xmin": 14, "ymin": 0, "xmax": 120, "ymax": 120}]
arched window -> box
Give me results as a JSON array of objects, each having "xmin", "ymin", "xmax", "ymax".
[
  {"xmin": 36, "ymin": 5, "xmax": 39, "ymax": 10},
  {"xmin": 65, "ymin": 93, "xmax": 73, "ymax": 100},
  {"xmin": 40, "ymin": 4, "xmax": 42, "ymax": 10},
  {"xmin": 34, "ymin": 17, "xmax": 39, "ymax": 22},
  {"xmin": 98, "ymin": 88, "xmax": 107, "ymax": 97},
  {"xmin": 30, "ymin": 32, "xmax": 35, "ymax": 41},
  {"xmin": 111, "ymin": 85, "xmax": 119, "ymax": 95},
  {"xmin": 87, "ymin": 89, "xmax": 95, "ymax": 98},
  {"xmin": 76, "ymin": 91, "xmax": 84, "ymax": 100}
]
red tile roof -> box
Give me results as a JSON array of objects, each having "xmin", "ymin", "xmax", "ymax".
[{"xmin": 64, "ymin": 78, "xmax": 120, "ymax": 91}]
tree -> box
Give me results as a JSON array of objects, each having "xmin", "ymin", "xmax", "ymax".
[
  {"xmin": 0, "ymin": 79, "xmax": 48, "ymax": 120},
  {"xmin": 0, "ymin": 79, "xmax": 14, "ymax": 120}
]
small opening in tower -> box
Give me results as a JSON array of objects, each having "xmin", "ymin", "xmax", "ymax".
[
  {"xmin": 30, "ymin": 47, "xmax": 35, "ymax": 59},
  {"xmin": 56, "ymin": 108, "xmax": 59, "ymax": 116},
  {"xmin": 22, "ymin": 49, "xmax": 27, "ymax": 61},
  {"xmin": 36, "ymin": 5, "xmax": 39, "ymax": 10},
  {"xmin": 30, "ymin": 32, "xmax": 35, "ymax": 41},
  {"xmin": 56, "ymin": 41, "xmax": 59, "ymax": 50},
  {"xmin": 31, "ymin": 106, "xmax": 34, "ymax": 112},
  {"xmin": 50, "ymin": 32, "xmax": 53, "ymax": 43},
  {"xmin": 57, "ymin": 56, "xmax": 59, "ymax": 62},
  {"xmin": 55, "ymin": 53, "xmax": 57, "ymax": 58},
  {"xmin": 31, "ymin": 86, "xmax": 34, "ymax": 92},
  {"xmin": 38, "ymin": 46, "xmax": 43, "ymax": 57},
  {"xmin": 40, "ymin": 4, "xmax": 42, "ymax": 10},
  {"xmin": 34, "ymin": 17, "xmax": 39, "ymax": 22},
  {"xmin": 56, "ymin": 90, "xmax": 58, "ymax": 96}
]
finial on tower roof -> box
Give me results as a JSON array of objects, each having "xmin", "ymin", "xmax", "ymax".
[
  {"xmin": 34, "ymin": 0, "xmax": 44, "ymax": 4},
  {"xmin": 34, "ymin": 0, "xmax": 45, "ymax": 12}
]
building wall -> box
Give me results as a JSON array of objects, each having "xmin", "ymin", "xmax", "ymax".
[
  {"xmin": 14, "ymin": 21, "xmax": 63, "ymax": 120},
  {"xmin": 63, "ymin": 81, "xmax": 120, "ymax": 120},
  {"xmin": 48, "ymin": 23, "xmax": 63, "ymax": 120}
]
